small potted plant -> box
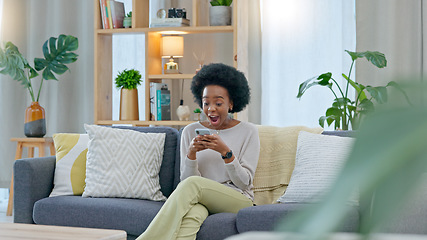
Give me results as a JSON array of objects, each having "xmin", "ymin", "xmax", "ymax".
[
  {"xmin": 115, "ymin": 68, "xmax": 142, "ymax": 120},
  {"xmin": 123, "ymin": 11, "xmax": 132, "ymax": 28},
  {"xmin": 0, "ymin": 34, "xmax": 78, "ymax": 137},
  {"xmin": 209, "ymin": 0, "xmax": 233, "ymax": 26},
  {"xmin": 194, "ymin": 108, "xmax": 202, "ymax": 121}
]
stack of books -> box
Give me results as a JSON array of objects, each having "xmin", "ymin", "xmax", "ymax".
[
  {"xmin": 150, "ymin": 18, "xmax": 190, "ymax": 28},
  {"xmin": 99, "ymin": 0, "xmax": 125, "ymax": 29},
  {"xmin": 150, "ymin": 83, "xmax": 171, "ymax": 121}
]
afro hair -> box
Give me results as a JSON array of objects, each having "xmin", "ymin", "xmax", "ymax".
[{"xmin": 191, "ymin": 63, "xmax": 251, "ymax": 113}]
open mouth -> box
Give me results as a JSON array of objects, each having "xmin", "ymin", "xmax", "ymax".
[{"xmin": 209, "ymin": 116, "xmax": 220, "ymax": 125}]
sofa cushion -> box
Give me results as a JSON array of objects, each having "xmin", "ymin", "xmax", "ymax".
[
  {"xmin": 113, "ymin": 126, "xmax": 180, "ymax": 198},
  {"xmin": 198, "ymin": 213, "xmax": 238, "ymax": 240},
  {"xmin": 33, "ymin": 195, "xmax": 163, "ymax": 237},
  {"xmin": 277, "ymin": 131, "xmax": 356, "ymax": 204},
  {"xmin": 253, "ymin": 125, "xmax": 323, "ymax": 205},
  {"xmin": 236, "ymin": 203, "xmax": 359, "ymax": 233},
  {"xmin": 83, "ymin": 124, "xmax": 167, "ymax": 200},
  {"xmin": 50, "ymin": 133, "xmax": 89, "ymax": 197}
]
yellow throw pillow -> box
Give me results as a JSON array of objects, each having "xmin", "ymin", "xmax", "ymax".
[
  {"xmin": 253, "ymin": 125, "xmax": 323, "ymax": 205},
  {"xmin": 50, "ymin": 133, "xmax": 89, "ymax": 197}
]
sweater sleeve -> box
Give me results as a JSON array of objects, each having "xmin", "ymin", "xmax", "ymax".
[
  {"xmin": 224, "ymin": 124, "xmax": 260, "ymax": 190},
  {"xmin": 180, "ymin": 126, "xmax": 201, "ymax": 180}
]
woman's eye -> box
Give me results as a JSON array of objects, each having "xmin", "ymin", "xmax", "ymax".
[
  {"xmin": 203, "ymin": 102, "xmax": 209, "ymax": 106},
  {"xmin": 216, "ymin": 103, "xmax": 222, "ymax": 106}
]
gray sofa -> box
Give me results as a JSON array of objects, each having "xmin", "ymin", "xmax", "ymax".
[{"xmin": 13, "ymin": 126, "xmax": 359, "ymax": 240}]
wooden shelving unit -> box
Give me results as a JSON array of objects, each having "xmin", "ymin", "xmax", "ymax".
[{"xmin": 93, "ymin": 0, "xmax": 245, "ymax": 126}]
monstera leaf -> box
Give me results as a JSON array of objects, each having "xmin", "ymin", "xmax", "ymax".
[
  {"xmin": 34, "ymin": 34, "xmax": 78, "ymax": 81},
  {"xmin": 0, "ymin": 42, "xmax": 37, "ymax": 87}
]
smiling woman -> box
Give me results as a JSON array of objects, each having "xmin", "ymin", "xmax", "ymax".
[{"xmin": 136, "ymin": 63, "xmax": 261, "ymax": 240}]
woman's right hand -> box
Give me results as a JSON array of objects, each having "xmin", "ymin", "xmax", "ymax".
[{"xmin": 187, "ymin": 135, "xmax": 208, "ymax": 160}]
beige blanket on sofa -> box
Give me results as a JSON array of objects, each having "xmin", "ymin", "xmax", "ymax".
[{"xmin": 253, "ymin": 125, "xmax": 323, "ymax": 205}]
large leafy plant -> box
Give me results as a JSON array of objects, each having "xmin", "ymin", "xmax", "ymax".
[
  {"xmin": 0, "ymin": 34, "xmax": 78, "ymax": 102},
  {"xmin": 297, "ymin": 50, "xmax": 410, "ymax": 130},
  {"xmin": 115, "ymin": 69, "xmax": 142, "ymax": 90}
]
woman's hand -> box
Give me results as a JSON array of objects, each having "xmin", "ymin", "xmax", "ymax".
[
  {"xmin": 187, "ymin": 135, "xmax": 209, "ymax": 160},
  {"xmin": 197, "ymin": 134, "xmax": 233, "ymax": 161}
]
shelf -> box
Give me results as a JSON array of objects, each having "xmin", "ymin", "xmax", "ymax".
[
  {"xmin": 149, "ymin": 74, "xmax": 195, "ymax": 79},
  {"xmin": 95, "ymin": 26, "xmax": 234, "ymax": 35},
  {"xmin": 96, "ymin": 120, "xmax": 196, "ymax": 126}
]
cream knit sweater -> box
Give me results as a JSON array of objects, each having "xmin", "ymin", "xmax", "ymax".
[{"xmin": 180, "ymin": 121, "xmax": 260, "ymax": 200}]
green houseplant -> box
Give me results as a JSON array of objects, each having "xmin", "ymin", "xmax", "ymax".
[
  {"xmin": 115, "ymin": 69, "xmax": 142, "ymax": 121},
  {"xmin": 209, "ymin": 0, "xmax": 232, "ymax": 26},
  {"xmin": 297, "ymin": 50, "xmax": 410, "ymax": 130},
  {"xmin": 123, "ymin": 11, "xmax": 132, "ymax": 28},
  {"xmin": 210, "ymin": 0, "xmax": 232, "ymax": 6},
  {"xmin": 0, "ymin": 34, "xmax": 78, "ymax": 137},
  {"xmin": 194, "ymin": 108, "xmax": 202, "ymax": 121}
]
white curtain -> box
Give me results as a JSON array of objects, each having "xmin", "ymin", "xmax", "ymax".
[
  {"xmin": 356, "ymin": 0, "xmax": 426, "ymax": 87},
  {"xmin": 260, "ymin": 0, "xmax": 356, "ymax": 127},
  {"xmin": 0, "ymin": 0, "xmax": 93, "ymax": 188}
]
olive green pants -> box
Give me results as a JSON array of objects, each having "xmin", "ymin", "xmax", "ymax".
[{"xmin": 136, "ymin": 176, "xmax": 253, "ymax": 240}]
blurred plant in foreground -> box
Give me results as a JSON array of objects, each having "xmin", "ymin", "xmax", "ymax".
[{"xmin": 279, "ymin": 79, "xmax": 427, "ymax": 239}]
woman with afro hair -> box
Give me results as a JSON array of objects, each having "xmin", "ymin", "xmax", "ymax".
[{"xmin": 137, "ymin": 63, "xmax": 260, "ymax": 240}]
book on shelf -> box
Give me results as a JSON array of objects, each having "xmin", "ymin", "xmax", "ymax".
[
  {"xmin": 99, "ymin": 0, "xmax": 125, "ymax": 29},
  {"xmin": 150, "ymin": 83, "xmax": 171, "ymax": 121},
  {"xmin": 106, "ymin": 0, "xmax": 114, "ymax": 29},
  {"xmin": 150, "ymin": 18, "xmax": 190, "ymax": 28},
  {"xmin": 99, "ymin": 0, "xmax": 109, "ymax": 29},
  {"xmin": 110, "ymin": 0, "xmax": 125, "ymax": 28}
]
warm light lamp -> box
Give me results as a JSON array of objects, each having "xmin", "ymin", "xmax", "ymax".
[{"xmin": 161, "ymin": 36, "xmax": 184, "ymax": 74}]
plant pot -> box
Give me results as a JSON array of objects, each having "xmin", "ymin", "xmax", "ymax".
[
  {"xmin": 24, "ymin": 102, "xmax": 46, "ymax": 137},
  {"xmin": 120, "ymin": 88, "xmax": 139, "ymax": 120},
  {"xmin": 209, "ymin": 6, "xmax": 232, "ymax": 26},
  {"xmin": 123, "ymin": 17, "xmax": 132, "ymax": 28}
]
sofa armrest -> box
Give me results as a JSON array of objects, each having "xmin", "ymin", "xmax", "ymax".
[{"xmin": 13, "ymin": 156, "xmax": 56, "ymax": 223}]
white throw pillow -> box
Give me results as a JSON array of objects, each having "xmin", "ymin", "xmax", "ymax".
[
  {"xmin": 50, "ymin": 133, "xmax": 89, "ymax": 197},
  {"xmin": 82, "ymin": 124, "xmax": 167, "ymax": 201},
  {"xmin": 277, "ymin": 131, "xmax": 357, "ymax": 205}
]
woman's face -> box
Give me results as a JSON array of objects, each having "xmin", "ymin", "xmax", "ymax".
[{"xmin": 202, "ymin": 85, "xmax": 233, "ymax": 129}]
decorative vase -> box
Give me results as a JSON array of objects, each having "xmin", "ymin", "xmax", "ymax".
[
  {"xmin": 120, "ymin": 88, "xmax": 139, "ymax": 120},
  {"xmin": 209, "ymin": 6, "xmax": 232, "ymax": 26},
  {"xmin": 123, "ymin": 17, "xmax": 132, "ymax": 28},
  {"xmin": 176, "ymin": 105, "xmax": 191, "ymax": 121},
  {"xmin": 24, "ymin": 102, "xmax": 46, "ymax": 137}
]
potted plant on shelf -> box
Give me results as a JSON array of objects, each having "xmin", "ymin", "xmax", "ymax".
[
  {"xmin": 209, "ymin": 0, "xmax": 233, "ymax": 26},
  {"xmin": 0, "ymin": 34, "xmax": 78, "ymax": 137},
  {"xmin": 194, "ymin": 108, "xmax": 202, "ymax": 121},
  {"xmin": 123, "ymin": 11, "xmax": 132, "ymax": 28},
  {"xmin": 115, "ymin": 68, "xmax": 142, "ymax": 121},
  {"xmin": 297, "ymin": 50, "xmax": 411, "ymax": 130}
]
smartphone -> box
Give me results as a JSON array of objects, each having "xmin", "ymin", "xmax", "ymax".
[{"xmin": 195, "ymin": 129, "xmax": 211, "ymax": 136}]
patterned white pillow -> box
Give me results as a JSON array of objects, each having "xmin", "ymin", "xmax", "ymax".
[
  {"xmin": 277, "ymin": 131, "xmax": 357, "ymax": 205},
  {"xmin": 82, "ymin": 124, "xmax": 166, "ymax": 200},
  {"xmin": 50, "ymin": 133, "xmax": 89, "ymax": 197}
]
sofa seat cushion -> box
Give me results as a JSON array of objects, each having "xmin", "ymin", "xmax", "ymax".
[
  {"xmin": 198, "ymin": 213, "xmax": 238, "ymax": 240},
  {"xmin": 236, "ymin": 203, "xmax": 359, "ymax": 233},
  {"xmin": 33, "ymin": 196, "xmax": 164, "ymax": 237}
]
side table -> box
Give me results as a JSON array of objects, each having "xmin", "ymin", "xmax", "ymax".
[{"xmin": 7, "ymin": 137, "xmax": 55, "ymax": 216}]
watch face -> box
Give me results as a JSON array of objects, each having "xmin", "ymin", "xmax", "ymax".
[{"xmin": 223, "ymin": 150, "xmax": 232, "ymax": 159}]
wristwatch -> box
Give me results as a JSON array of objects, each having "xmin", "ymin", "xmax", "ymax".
[{"xmin": 221, "ymin": 150, "xmax": 233, "ymax": 159}]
